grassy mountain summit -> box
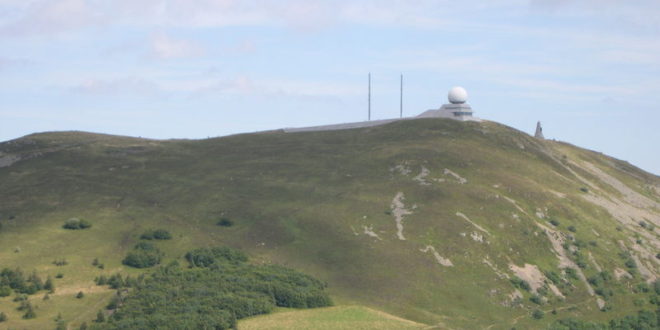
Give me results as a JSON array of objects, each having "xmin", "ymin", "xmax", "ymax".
[{"xmin": 0, "ymin": 118, "xmax": 658, "ymax": 329}]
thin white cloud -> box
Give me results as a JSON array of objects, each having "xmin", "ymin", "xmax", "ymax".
[
  {"xmin": 0, "ymin": 56, "xmax": 30, "ymax": 71},
  {"xmin": 149, "ymin": 33, "xmax": 205, "ymax": 59},
  {"xmin": 72, "ymin": 77, "xmax": 160, "ymax": 96},
  {"xmin": 0, "ymin": 0, "xmax": 103, "ymax": 36}
]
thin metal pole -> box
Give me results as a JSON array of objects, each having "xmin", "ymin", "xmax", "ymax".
[
  {"xmin": 368, "ymin": 73, "xmax": 371, "ymax": 121},
  {"xmin": 400, "ymin": 74, "xmax": 403, "ymax": 118}
]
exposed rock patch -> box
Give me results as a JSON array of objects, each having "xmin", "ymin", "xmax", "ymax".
[
  {"xmin": 470, "ymin": 232, "xmax": 484, "ymax": 243},
  {"xmin": 390, "ymin": 163, "xmax": 412, "ymax": 176},
  {"xmin": 501, "ymin": 195, "xmax": 528, "ymax": 215},
  {"xmin": 443, "ymin": 168, "xmax": 467, "ymax": 184},
  {"xmin": 413, "ymin": 166, "xmax": 431, "ymax": 186},
  {"xmin": 483, "ymin": 258, "xmax": 509, "ymax": 279},
  {"xmin": 508, "ymin": 263, "xmax": 545, "ymax": 293},
  {"xmin": 588, "ymin": 252, "xmax": 602, "ymax": 272},
  {"xmin": 420, "ymin": 245, "xmax": 453, "ymax": 267},
  {"xmin": 391, "ymin": 192, "xmax": 413, "ymax": 240},
  {"xmin": 614, "ymin": 268, "xmax": 633, "ymax": 280},
  {"xmin": 456, "ymin": 212, "xmax": 490, "ymax": 235},
  {"xmin": 363, "ymin": 225, "xmax": 382, "ymax": 240}
]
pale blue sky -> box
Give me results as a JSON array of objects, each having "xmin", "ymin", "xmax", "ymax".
[{"xmin": 1, "ymin": 0, "xmax": 659, "ymax": 174}]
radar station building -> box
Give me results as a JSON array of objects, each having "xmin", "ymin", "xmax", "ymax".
[{"xmin": 417, "ymin": 86, "xmax": 479, "ymax": 121}]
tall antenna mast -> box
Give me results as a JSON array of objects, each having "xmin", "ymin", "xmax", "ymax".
[
  {"xmin": 400, "ymin": 74, "xmax": 403, "ymax": 118},
  {"xmin": 368, "ymin": 73, "xmax": 371, "ymax": 121}
]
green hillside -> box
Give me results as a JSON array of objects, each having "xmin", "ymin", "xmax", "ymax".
[{"xmin": 0, "ymin": 118, "xmax": 658, "ymax": 329}]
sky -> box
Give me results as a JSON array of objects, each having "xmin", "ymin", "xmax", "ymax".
[{"xmin": 0, "ymin": 0, "xmax": 659, "ymax": 175}]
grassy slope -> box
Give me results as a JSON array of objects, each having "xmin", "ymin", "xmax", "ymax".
[
  {"xmin": 0, "ymin": 119, "xmax": 658, "ymax": 329},
  {"xmin": 238, "ymin": 305, "xmax": 426, "ymax": 330}
]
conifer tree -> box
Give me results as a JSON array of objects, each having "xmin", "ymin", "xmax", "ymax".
[{"xmin": 95, "ymin": 310, "xmax": 105, "ymax": 323}]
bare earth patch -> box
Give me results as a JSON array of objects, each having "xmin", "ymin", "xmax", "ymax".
[
  {"xmin": 390, "ymin": 163, "xmax": 412, "ymax": 176},
  {"xmin": 391, "ymin": 192, "xmax": 413, "ymax": 240},
  {"xmin": 500, "ymin": 195, "xmax": 528, "ymax": 215},
  {"xmin": 443, "ymin": 168, "xmax": 467, "ymax": 184},
  {"xmin": 420, "ymin": 245, "xmax": 453, "ymax": 267},
  {"xmin": 508, "ymin": 263, "xmax": 545, "ymax": 293},
  {"xmin": 614, "ymin": 267, "xmax": 633, "ymax": 280},
  {"xmin": 483, "ymin": 258, "xmax": 509, "ymax": 279},
  {"xmin": 412, "ymin": 166, "xmax": 431, "ymax": 186},
  {"xmin": 456, "ymin": 212, "xmax": 490, "ymax": 235},
  {"xmin": 363, "ymin": 225, "xmax": 382, "ymax": 241}
]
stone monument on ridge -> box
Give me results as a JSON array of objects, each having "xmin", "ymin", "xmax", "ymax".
[{"xmin": 535, "ymin": 121, "xmax": 544, "ymax": 139}]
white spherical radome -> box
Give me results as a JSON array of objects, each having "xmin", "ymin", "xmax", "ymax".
[{"xmin": 448, "ymin": 86, "xmax": 468, "ymax": 104}]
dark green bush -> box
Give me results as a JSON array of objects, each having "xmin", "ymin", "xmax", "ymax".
[
  {"xmin": 532, "ymin": 309, "xmax": 544, "ymax": 319},
  {"xmin": 122, "ymin": 243, "xmax": 162, "ymax": 268},
  {"xmin": 567, "ymin": 225, "xmax": 577, "ymax": 233},
  {"xmin": 140, "ymin": 229, "xmax": 172, "ymax": 240},
  {"xmin": 217, "ymin": 218, "xmax": 234, "ymax": 227},
  {"xmin": 62, "ymin": 218, "xmax": 91, "ymax": 230},
  {"xmin": 0, "ymin": 268, "xmax": 46, "ymax": 295},
  {"xmin": 510, "ymin": 276, "xmax": 531, "ymax": 292},
  {"xmin": 0, "ymin": 286, "xmax": 11, "ymax": 297},
  {"xmin": 564, "ymin": 268, "xmax": 579, "ymax": 281},
  {"xmin": 185, "ymin": 247, "xmax": 248, "ymax": 268},
  {"xmin": 530, "ymin": 295, "xmax": 543, "ymax": 305}
]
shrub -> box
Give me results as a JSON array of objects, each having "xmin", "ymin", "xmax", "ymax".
[
  {"xmin": 532, "ymin": 309, "xmax": 544, "ymax": 319},
  {"xmin": 122, "ymin": 243, "xmax": 162, "ymax": 268},
  {"xmin": 625, "ymin": 258, "xmax": 637, "ymax": 269},
  {"xmin": 0, "ymin": 286, "xmax": 11, "ymax": 297},
  {"xmin": 549, "ymin": 219, "xmax": 560, "ymax": 226},
  {"xmin": 510, "ymin": 276, "xmax": 531, "ymax": 292},
  {"xmin": 185, "ymin": 247, "xmax": 248, "ymax": 268},
  {"xmin": 95, "ymin": 275, "xmax": 107, "ymax": 286},
  {"xmin": 530, "ymin": 295, "xmax": 543, "ymax": 305},
  {"xmin": 95, "ymin": 310, "xmax": 105, "ymax": 323},
  {"xmin": 140, "ymin": 229, "xmax": 172, "ymax": 240},
  {"xmin": 44, "ymin": 276, "xmax": 54, "ymax": 292},
  {"xmin": 564, "ymin": 267, "xmax": 579, "ymax": 281},
  {"xmin": 22, "ymin": 303, "xmax": 36, "ymax": 319},
  {"xmin": 122, "ymin": 251, "xmax": 161, "ymax": 268},
  {"xmin": 62, "ymin": 218, "xmax": 91, "ymax": 230},
  {"xmin": 76, "ymin": 291, "xmax": 84, "ymax": 299},
  {"xmin": 580, "ymin": 187, "xmax": 589, "ymax": 193},
  {"xmin": 635, "ymin": 282, "xmax": 650, "ymax": 293},
  {"xmin": 217, "ymin": 218, "xmax": 234, "ymax": 227},
  {"xmin": 567, "ymin": 225, "xmax": 577, "ymax": 233},
  {"xmin": 55, "ymin": 273, "xmax": 63, "ymax": 279},
  {"xmin": 0, "ymin": 312, "xmax": 6, "ymax": 322},
  {"xmin": 544, "ymin": 271, "xmax": 561, "ymax": 285}
]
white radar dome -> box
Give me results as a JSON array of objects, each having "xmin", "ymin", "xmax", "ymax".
[{"xmin": 448, "ymin": 86, "xmax": 468, "ymax": 104}]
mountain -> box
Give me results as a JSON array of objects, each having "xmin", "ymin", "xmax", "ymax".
[{"xmin": 0, "ymin": 118, "xmax": 658, "ymax": 329}]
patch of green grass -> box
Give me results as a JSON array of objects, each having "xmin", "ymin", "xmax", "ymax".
[{"xmin": 239, "ymin": 305, "xmax": 425, "ymax": 330}]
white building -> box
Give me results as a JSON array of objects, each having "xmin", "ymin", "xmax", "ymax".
[{"xmin": 416, "ymin": 86, "xmax": 480, "ymax": 122}]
